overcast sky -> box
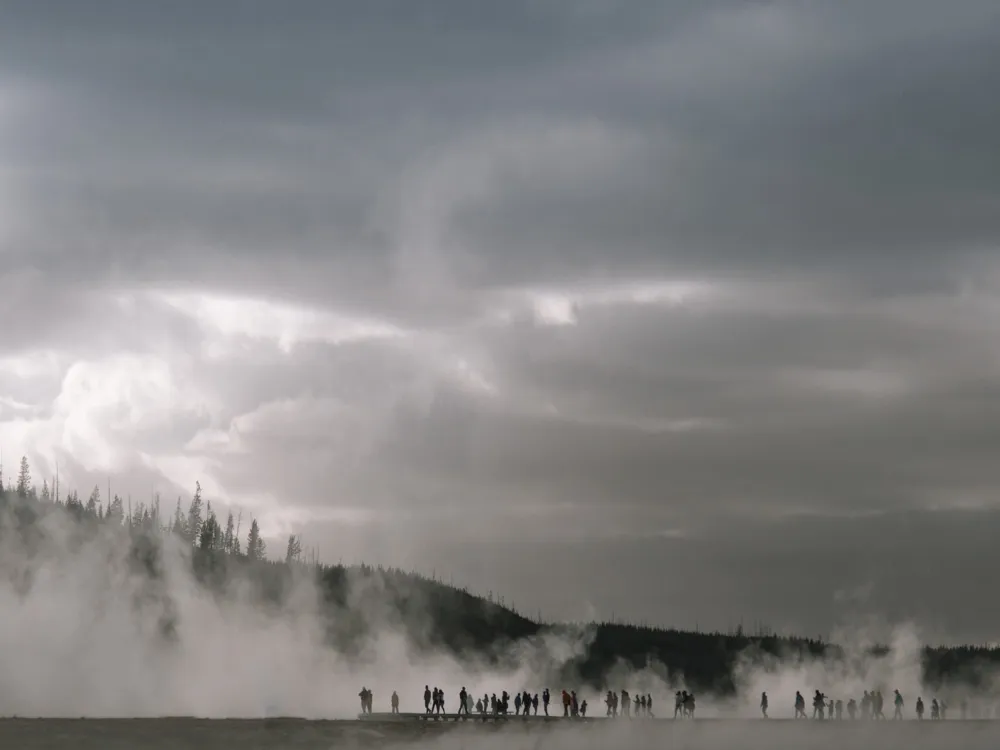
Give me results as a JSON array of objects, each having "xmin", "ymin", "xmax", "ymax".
[{"xmin": 2, "ymin": 0, "xmax": 1000, "ymax": 643}]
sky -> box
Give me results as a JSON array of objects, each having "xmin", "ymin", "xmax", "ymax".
[{"xmin": 1, "ymin": 0, "xmax": 1000, "ymax": 643}]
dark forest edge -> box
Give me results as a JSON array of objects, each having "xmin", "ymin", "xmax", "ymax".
[{"xmin": 0, "ymin": 456, "xmax": 997, "ymax": 696}]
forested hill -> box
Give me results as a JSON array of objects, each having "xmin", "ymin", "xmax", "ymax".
[{"xmin": 1, "ymin": 460, "xmax": 998, "ymax": 694}]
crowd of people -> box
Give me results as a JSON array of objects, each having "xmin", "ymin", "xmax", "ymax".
[
  {"xmin": 778, "ymin": 689, "xmax": 950, "ymax": 720},
  {"xmin": 416, "ymin": 686, "xmax": 596, "ymax": 718},
  {"xmin": 358, "ymin": 685, "xmax": 670, "ymax": 719},
  {"xmin": 359, "ymin": 685, "xmax": 964, "ymax": 721}
]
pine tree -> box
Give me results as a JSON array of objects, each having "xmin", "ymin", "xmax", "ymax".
[
  {"xmin": 16, "ymin": 456, "xmax": 31, "ymax": 498},
  {"xmin": 172, "ymin": 498, "xmax": 187, "ymax": 539},
  {"xmin": 246, "ymin": 519, "xmax": 265, "ymax": 561},
  {"xmin": 40, "ymin": 479, "xmax": 51, "ymax": 503},
  {"xmin": 223, "ymin": 511, "xmax": 235, "ymax": 554},
  {"xmin": 107, "ymin": 494, "xmax": 124, "ymax": 526},
  {"xmin": 86, "ymin": 485, "xmax": 100, "ymax": 516},
  {"xmin": 186, "ymin": 482, "xmax": 203, "ymax": 545},
  {"xmin": 210, "ymin": 505, "xmax": 226, "ymax": 551},
  {"xmin": 285, "ymin": 534, "xmax": 302, "ymax": 564},
  {"xmin": 199, "ymin": 502, "xmax": 223, "ymax": 551}
]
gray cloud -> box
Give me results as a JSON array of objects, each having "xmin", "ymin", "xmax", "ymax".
[{"xmin": 2, "ymin": 0, "xmax": 1000, "ymax": 640}]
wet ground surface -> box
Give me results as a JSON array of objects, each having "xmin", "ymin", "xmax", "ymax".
[{"xmin": 3, "ymin": 717, "xmax": 1000, "ymax": 749}]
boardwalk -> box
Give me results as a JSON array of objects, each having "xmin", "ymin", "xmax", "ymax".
[
  {"xmin": 2, "ymin": 717, "xmax": 1000, "ymax": 750},
  {"xmin": 358, "ymin": 711, "xmax": 604, "ymax": 722}
]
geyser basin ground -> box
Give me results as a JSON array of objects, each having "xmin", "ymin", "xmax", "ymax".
[{"xmin": 3, "ymin": 717, "xmax": 1000, "ymax": 749}]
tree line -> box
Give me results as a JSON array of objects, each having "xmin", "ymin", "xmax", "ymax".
[{"xmin": 0, "ymin": 455, "xmax": 303, "ymax": 564}]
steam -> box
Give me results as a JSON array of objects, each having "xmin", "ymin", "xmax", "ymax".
[
  {"xmin": 0, "ymin": 503, "xmax": 598, "ymax": 719},
  {"xmin": 1, "ymin": 497, "xmax": 999, "ymax": 731}
]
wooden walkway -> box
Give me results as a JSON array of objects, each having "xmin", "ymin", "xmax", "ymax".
[{"xmin": 358, "ymin": 712, "xmax": 603, "ymax": 723}]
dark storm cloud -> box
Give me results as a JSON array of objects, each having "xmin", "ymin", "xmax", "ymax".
[
  {"xmin": 1, "ymin": 0, "xmax": 1000, "ymax": 636},
  {"xmin": 6, "ymin": 1, "xmax": 997, "ymax": 291}
]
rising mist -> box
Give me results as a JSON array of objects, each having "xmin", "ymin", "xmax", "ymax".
[{"xmin": 1, "ymin": 487, "xmax": 999, "ymax": 727}]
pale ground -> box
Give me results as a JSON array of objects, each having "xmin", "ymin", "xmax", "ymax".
[{"xmin": 2, "ymin": 718, "xmax": 999, "ymax": 749}]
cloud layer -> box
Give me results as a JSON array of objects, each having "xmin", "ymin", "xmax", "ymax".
[{"xmin": 2, "ymin": 0, "xmax": 1000, "ymax": 640}]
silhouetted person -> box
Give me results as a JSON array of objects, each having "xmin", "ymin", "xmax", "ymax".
[
  {"xmin": 542, "ymin": 688, "xmax": 550, "ymax": 716},
  {"xmin": 931, "ymin": 698, "xmax": 939, "ymax": 720},
  {"xmin": 794, "ymin": 691, "xmax": 806, "ymax": 719},
  {"xmin": 760, "ymin": 691, "xmax": 768, "ymax": 718},
  {"xmin": 424, "ymin": 685, "xmax": 431, "ymax": 714},
  {"xmin": 861, "ymin": 691, "xmax": 870, "ymax": 719},
  {"xmin": 391, "ymin": 691, "xmax": 399, "ymax": 714},
  {"xmin": 675, "ymin": 691, "xmax": 684, "ymax": 718},
  {"xmin": 514, "ymin": 692, "xmax": 522, "ymax": 716},
  {"xmin": 580, "ymin": 699, "xmax": 588, "ymax": 717},
  {"xmin": 835, "ymin": 699, "xmax": 843, "ymax": 720},
  {"xmin": 812, "ymin": 691, "xmax": 825, "ymax": 720},
  {"xmin": 893, "ymin": 690, "xmax": 904, "ymax": 720},
  {"xmin": 647, "ymin": 694, "xmax": 654, "ymax": 717},
  {"xmin": 458, "ymin": 687, "xmax": 469, "ymax": 716},
  {"xmin": 916, "ymin": 697, "xmax": 924, "ymax": 720},
  {"xmin": 640, "ymin": 694, "xmax": 647, "ymax": 716},
  {"xmin": 533, "ymin": 693, "xmax": 539, "ymax": 715},
  {"xmin": 634, "ymin": 693, "xmax": 640, "ymax": 716},
  {"xmin": 827, "ymin": 699, "xmax": 834, "ymax": 720},
  {"xmin": 606, "ymin": 691, "xmax": 615, "ymax": 717},
  {"xmin": 621, "ymin": 690, "xmax": 631, "ymax": 718},
  {"xmin": 684, "ymin": 692, "xmax": 696, "ymax": 718},
  {"xmin": 476, "ymin": 698, "xmax": 483, "ymax": 715},
  {"xmin": 847, "ymin": 698, "xmax": 857, "ymax": 720},
  {"xmin": 490, "ymin": 693, "xmax": 497, "ymax": 715},
  {"xmin": 572, "ymin": 691, "xmax": 579, "ymax": 717},
  {"xmin": 874, "ymin": 690, "xmax": 885, "ymax": 719}
]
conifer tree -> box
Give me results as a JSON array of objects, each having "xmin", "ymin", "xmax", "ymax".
[
  {"xmin": 108, "ymin": 494, "xmax": 124, "ymax": 526},
  {"xmin": 172, "ymin": 498, "xmax": 187, "ymax": 538},
  {"xmin": 40, "ymin": 479, "xmax": 50, "ymax": 503},
  {"xmin": 223, "ymin": 511, "xmax": 235, "ymax": 554},
  {"xmin": 199, "ymin": 502, "xmax": 222, "ymax": 551},
  {"xmin": 86, "ymin": 485, "xmax": 100, "ymax": 516},
  {"xmin": 285, "ymin": 534, "xmax": 302, "ymax": 564},
  {"xmin": 186, "ymin": 482, "xmax": 203, "ymax": 545},
  {"xmin": 16, "ymin": 456, "xmax": 31, "ymax": 498},
  {"xmin": 246, "ymin": 519, "xmax": 265, "ymax": 561}
]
